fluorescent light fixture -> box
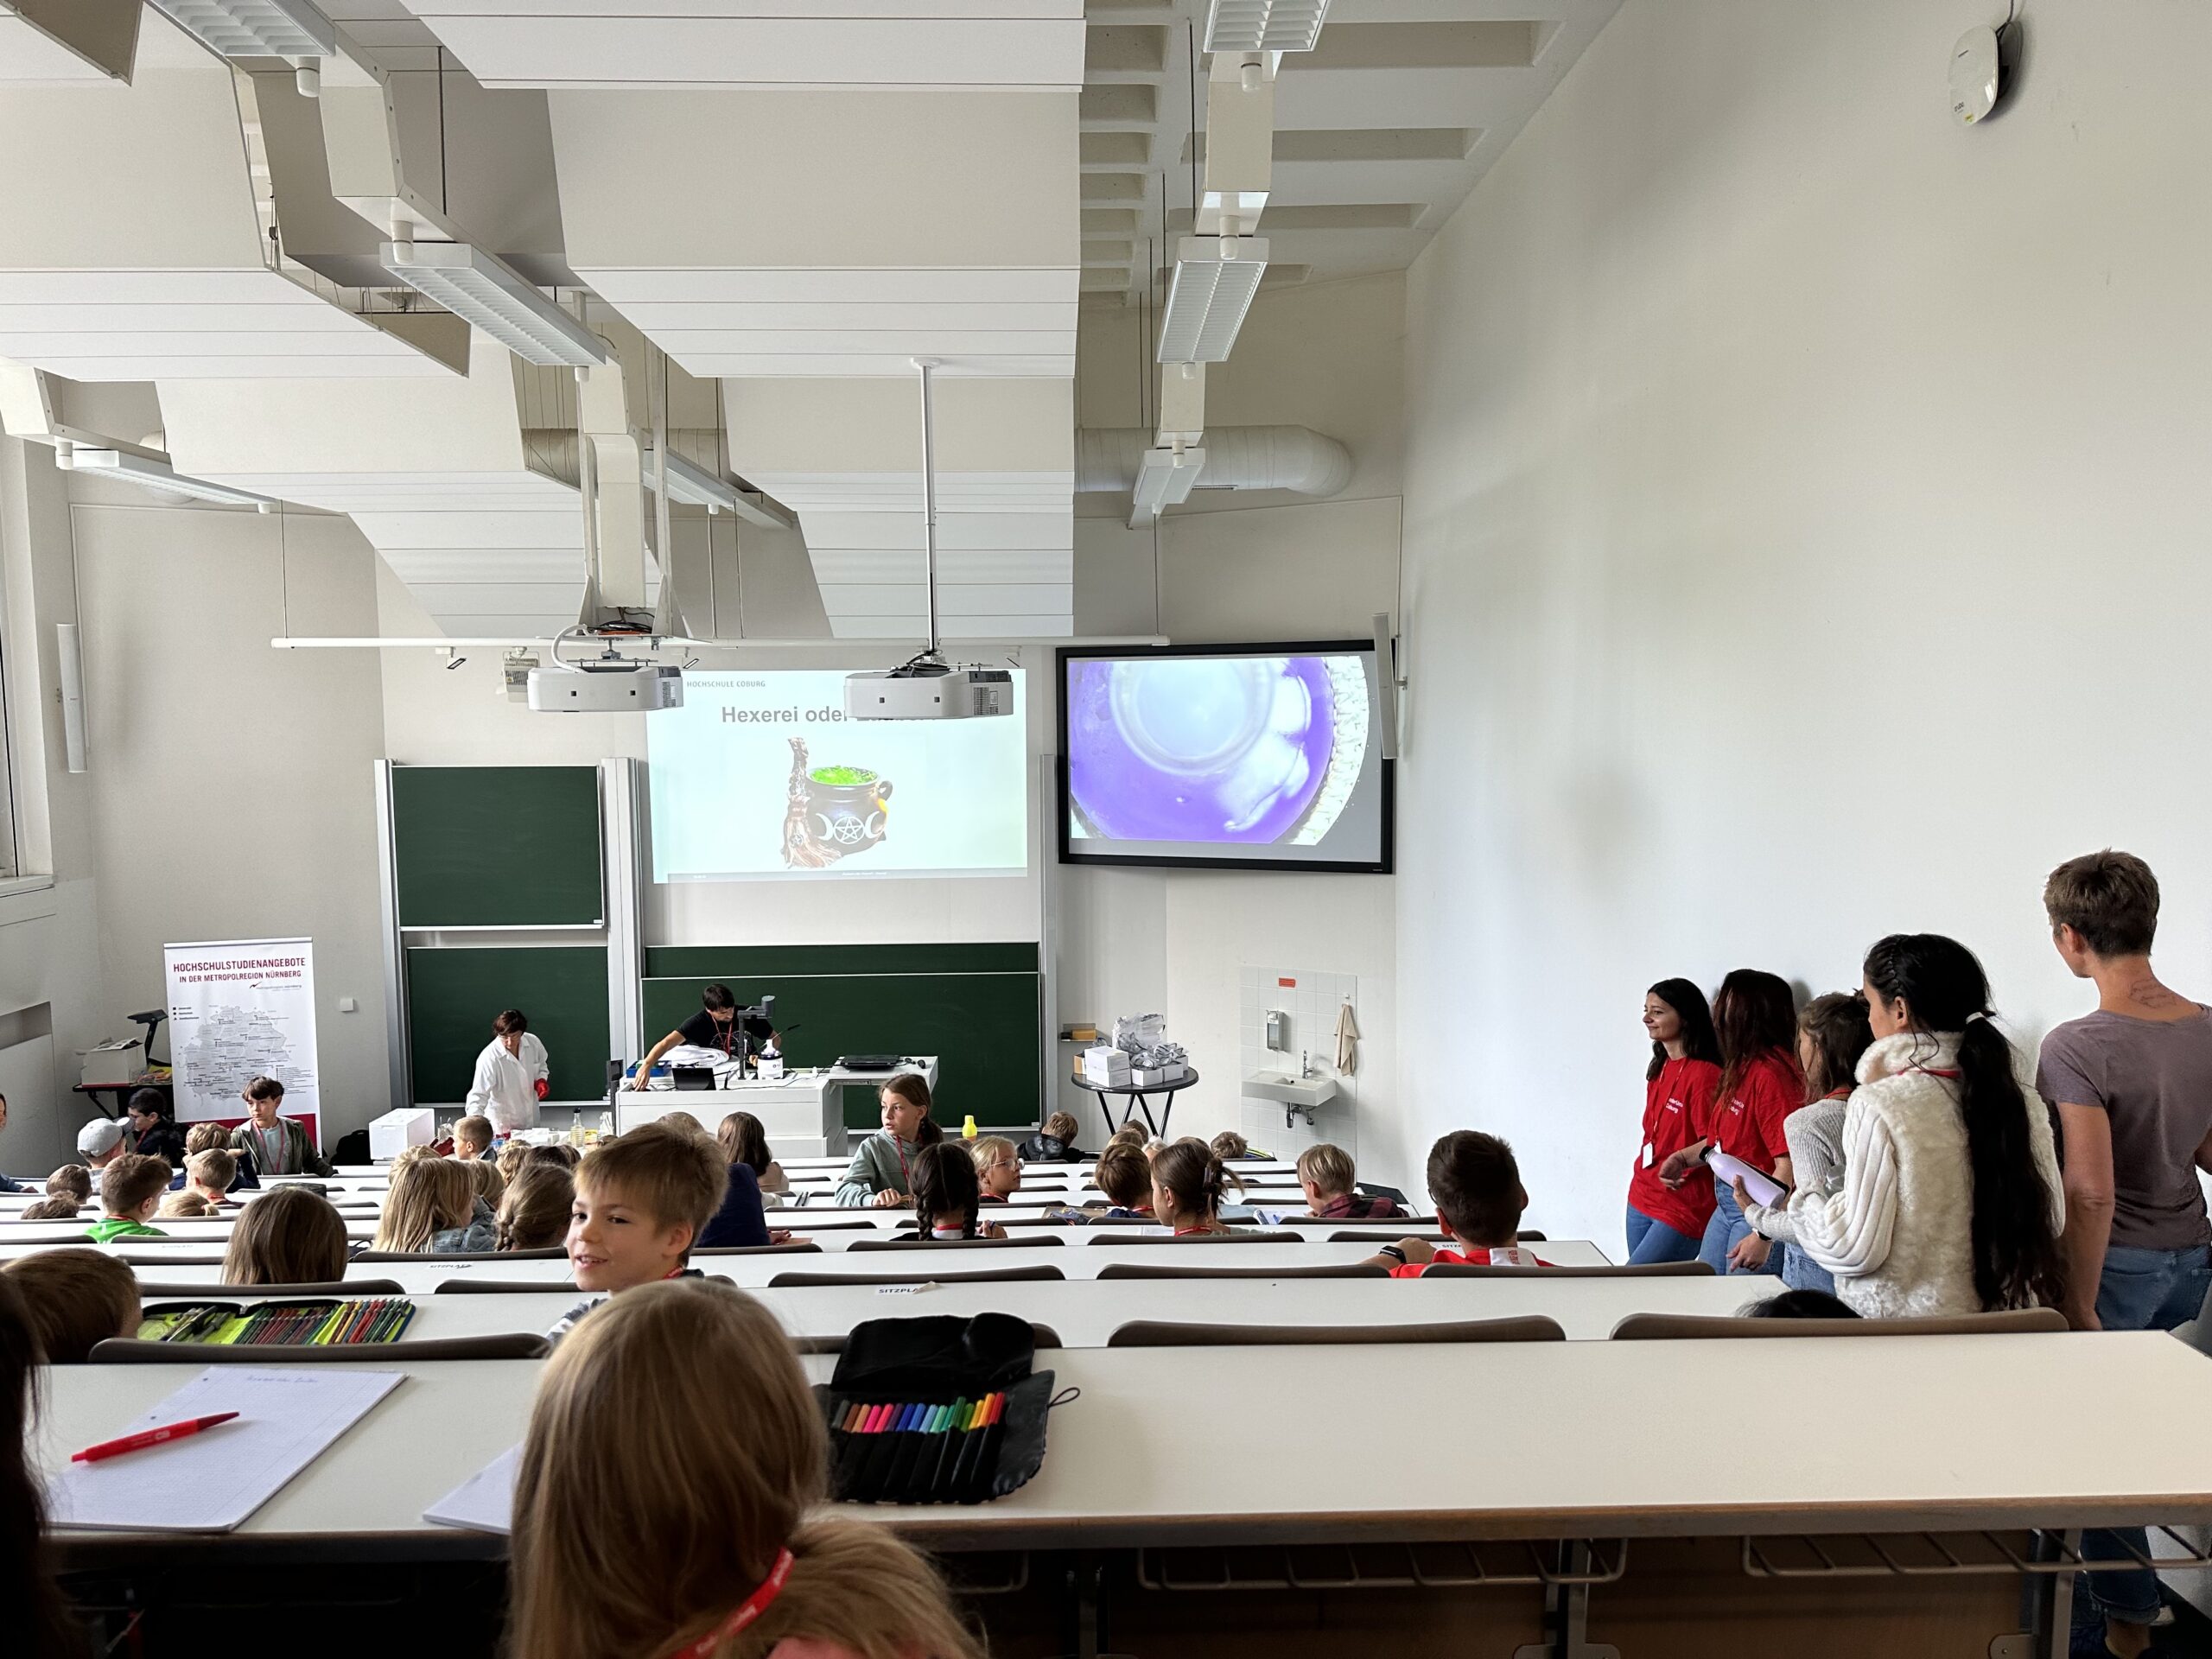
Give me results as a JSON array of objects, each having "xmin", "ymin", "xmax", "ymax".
[
  {"xmin": 1156, "ymin": 236, "xmax": 1268, "ymax": 365},
  {"xmin": 149, "ymin": 0, "xmax": 335, "ymax": 59},
  {"xmin": 68, "ymin": 449, "xmax": 277, "ymax": 510},
  {"xmin": 1128, "ymin": 444, "xmax": 1205, "ymax": 528},
  {"xmin": 379, "ymin": 241, "xmax": 607, "ymax": 369},
  {"xmin": 639, "ymin": 447, "xmax": 799, "ymax": 531},
  {"xmin": 1203, "ymin": 0, "xmax": 1329, "ymax": 54}
]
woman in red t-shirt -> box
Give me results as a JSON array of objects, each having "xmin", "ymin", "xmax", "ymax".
[
  {"xmin": 1655, "ymin": 969, "xmax": 1803, "ymax": 1276},
  {"xmin": 1625, "ymin": 977, "xmax": 1722, "ymax": 1263}
]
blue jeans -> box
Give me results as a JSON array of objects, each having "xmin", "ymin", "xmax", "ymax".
[
  {"xmin": 1698, "ymin": 1174, "xmax": 1783, "ymax": 1276},
  {"xmin": 2082, "ymin": 1243, "xmax": 2212, "ymax": 1626},
  {"xmin": 1625, "ymin": 1204, "xmax": 1703, "ymax": 1265},
  {"xmin": 1779, "ymin": 1239, "xmax": 1834, "ymax": 1295}
]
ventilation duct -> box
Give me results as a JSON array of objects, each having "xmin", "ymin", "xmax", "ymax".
[{"xmin": 1075, "ymin": 425, "xmax": 1352, "ymax": 499}]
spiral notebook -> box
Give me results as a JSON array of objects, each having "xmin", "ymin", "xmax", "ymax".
[{"xmin": 50, "ymin": 1368, "xmax": 404, "ymax": 1534}]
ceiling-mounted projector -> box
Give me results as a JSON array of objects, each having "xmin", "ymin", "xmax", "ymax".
[
  {"xmin": 527, "ymin": 660, "xmax": 683, "ymax": 713},
  {"xmin": 845, "ymin": 660, "xmax": 1013, "ymax": 721}
]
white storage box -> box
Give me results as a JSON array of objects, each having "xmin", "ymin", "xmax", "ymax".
[
  {"xmin": 1132, "ymin": 1063, "xmax": 1188, "ymax": 1086},
  {"xmin": 1084, "ymin": 1046, "xmax": 1132, "ymax": 1084},
  {"xmin": 370, "ymin": 1107, "xmax": 435, "ymax": 1161},
  {"xmin": 79, "ymin": 1039, "xmax": 143, "ymax": 1087}
]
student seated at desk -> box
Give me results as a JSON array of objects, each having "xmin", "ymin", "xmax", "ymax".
[
  {"xmin": 718, "ymin": 1110, "xmax": 789, "ymax": 1197},
  {"xmin": 17, "ymin": 1197, "xmax": 77, "ymax": 1222},
  {"xmin": 124, "ymin": 1090, "xmax": 185, "ymax": 1166},
  {"xmin": 969, "ymin": 1135, "xmax": 1021, "ymax": 1203},
  {"xmin": 181, "ymin": 1147, "xmax": 239, "ymax": 1210},
  {"xmin": 1361, "ymin": 1132, "xmax": 1552, "ymax": 1275},
  {"xmin": 914, "ymin": 1142, "xmax": 1006, "ymax": 1240},
  {"xmin": 372, "ymin": 1155, "xmax": 494, "ymax": 1254},
  {"xmin": 44, "ymin": 1166, "xmax": 92, "ymax": 1209},
  {"xmin": 227, "ymin": 1077, "xmax": 334, "ymax": 1178},
  {"xmin": 1150, "ymin": 1139, "xmax": 1240, "ymax": 1236},
  {"xmin": 549, "ymin": 1122, "xmax": 728, "ymax": 1344},
  {"xmin": 156, "ymin": 1191, "xmax": 214, "ymax": 1219},
  {"xmin": 495, "ymin": 1138, "xmax": 533, "ymax": 1185},
  {"xmin": 1744, "ymin": 1287, "xmax": 1859, "ymax": 1320},
  {"xmin": 497, "ymin": 1162, "xmax": 575, "ymax": 1252},
  {"xmin": 168, "ymin": 1123, "xmax": 258, "ymax": 1192},
  {"xmin": 461, "ymin": 1155, "xmax": 505, "ymax": 1211},
  {"xmin": 1018, "ymin": 1110, "xmax": 1088, "ymax": 1165},
  {"xmin": 221, "ymin": 1185, "xmax": 348, "ymax": 1286},
  {"xmin": 1092, "ymin": 1143, "xmax": 1154, "ymax": 1217},
  {"xmin": 83, "ymin": 1154, "xmax": 171, "ymax": 1243},
  {"xmin": 3, "ymin": 1248, "xmax": 138, "ymax": 1363},
  {"xmin": 452, "ymin": 1115, "xmax": 496, "ymax": 1162},
  {"xmin": 511, "ymin": 1278, "xmax": 982, "ymax": 1659},
  {"xmin": 835, "ymin": 1077, "xmax": 943, "ymax": 1208},
  {"xmin": 1297, "ymin": 1143, "xmax": 1401, "ymax": 1220},
  {"xmin": 0, "ymin": 1277, "xmax": 86, "ymax": 1659}
]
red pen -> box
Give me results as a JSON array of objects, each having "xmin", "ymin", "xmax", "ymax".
[{"xmin": 71, "ymin": 1412, "xmax": 239, "ymax": 1464}]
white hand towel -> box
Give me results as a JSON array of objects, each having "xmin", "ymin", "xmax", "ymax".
[{"xmin": 1334, "ymin": 1001, "xmax": 1360, "ymax": 1076}]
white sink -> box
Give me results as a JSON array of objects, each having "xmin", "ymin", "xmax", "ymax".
[{"xmin": 1243, "ymin": 1071, "xmax": 1340, "ymax": 1109}]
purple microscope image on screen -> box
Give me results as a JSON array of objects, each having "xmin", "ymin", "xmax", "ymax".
[{"xmin": 1064, "ymin": 652, "xmax": 1375, "ymax": 852}]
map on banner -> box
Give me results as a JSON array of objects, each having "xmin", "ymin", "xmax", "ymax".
[{"xmin": 163, "ymin": 939, "xmax": 321, "ymax": 1131}]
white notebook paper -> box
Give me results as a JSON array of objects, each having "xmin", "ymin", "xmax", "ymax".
[
  {"xmin": 49, "ymin": 1368, "xmax": 404, "ymax": 1534},
  {"xmin": 1707, "ymin": 1151, "xmax": 1787, "ymax": 1209},
  {"xmin": 423, "ymin": 1444, "xmax": 518, "ymax": 1535}
]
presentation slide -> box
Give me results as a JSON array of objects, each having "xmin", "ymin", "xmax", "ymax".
[
  {"xmin": 647, "ymin": 670, "xmax": 1028, "ymax": 880},
  {"xmin": 1059, "ymin": 645, "xmax": 1392, "ymax": 872}
]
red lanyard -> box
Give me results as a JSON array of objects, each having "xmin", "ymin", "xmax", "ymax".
[{"xmin": 665, "ymin": 1548, "xmax": 793, "ymax": 1659}]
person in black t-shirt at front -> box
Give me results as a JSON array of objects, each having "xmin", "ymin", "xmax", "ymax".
[{"xmin": 624, "ymin": 982, "xmax": 777, "ymax": 1089}]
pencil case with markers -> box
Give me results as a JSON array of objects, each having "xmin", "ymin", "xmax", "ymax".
[
  {"xmin": 135, "ymin": 1298, "xmax": 416, "ymax": 1346},
  {"xmin": 814, "ymin": 1313, "xmax": 1065, "ymax": 1505}
]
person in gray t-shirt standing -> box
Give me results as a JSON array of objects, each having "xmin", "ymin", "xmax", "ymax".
[{"xmin": 2037, "ymin": 849, "xmax": 2212, "ymax": 1657}]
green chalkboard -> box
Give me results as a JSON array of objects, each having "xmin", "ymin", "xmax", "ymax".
[
  {"xmin": 407, "ymin": 946, "xmax": 611, "ymax": 1104},
  {"xmin": 642, "ymin": 944, "xmax": 1040, "ymax": 1128},
  {"xmin": 391, "ymin": 766, "xmax": 602, "ymax": 927}
]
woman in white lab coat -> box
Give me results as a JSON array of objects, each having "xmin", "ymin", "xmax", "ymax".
[{"xmin": 467, "ymin": 1008, "xmax": 550, "ymax": 1138}]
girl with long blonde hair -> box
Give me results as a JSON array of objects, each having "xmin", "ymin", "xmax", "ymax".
[
  {"xmin": 369, "ymin": 1156, "xmax": 476, "ymax": 1253},
  {"xmin": 509, "ymin": 1277, "xmax": 982, "ymax": 1659}
]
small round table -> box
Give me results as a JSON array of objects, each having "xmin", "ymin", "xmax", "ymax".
[{"xmin": 1070, "ymin": 1069, "xmax": 1199, "ymax": 1145}]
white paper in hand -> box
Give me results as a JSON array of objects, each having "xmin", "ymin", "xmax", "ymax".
[
  {"xmin": 423, "ymin": 1444, "xmax": 518, "ymax": 1535},
  {"xmin": 1708, "ymin": 1151, "xmax": 1786, "ymax": 1209},
  {"xmin": 50, "ymin": 1368, "xmax": 403, "ymax": 1534}
]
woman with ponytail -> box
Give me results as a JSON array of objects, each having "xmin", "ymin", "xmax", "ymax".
[
  {"xmin": 1739, "ymin": 934, "xmax": 2065, "ymax": 1319},
  {"xmin": 1149, "ymin": 1138, "xmax": 1242, "ymax": 1236},
  {"xmin": 1624, "ymin": 978, "xmax": 1723, "ymax": 1263},
  {"xmin": 1656, "ymin": 969, "xmax": 1802, "ymax": 1275},
  {"xmin": 510, "ymin": 1277, "xmax": 981, "ymax": 1659}
]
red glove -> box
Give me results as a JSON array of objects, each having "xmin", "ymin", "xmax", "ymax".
[{"xmin": 534, "ymin": 1078, "xmax": 550, "ymax": 1101}]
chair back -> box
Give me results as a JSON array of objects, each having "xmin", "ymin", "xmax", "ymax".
[
  {"xmin": 118, "ymin": 1254, "xmax": 228, "ymax": 1268},
  {"xmin": 767, "ymin": 1264, "xmax": 1066, "ymax": 1287},
  {"xmin": 1610, "ymin": 1307, "xmax": 2069, "ymax": 1340},
  {"xmin": 137, "ymin": 1278, "xmax": 406, "ymax": 1300},
  {"xmin": 1423, "ymin": 1261, "xmax": 1715, "ymax": 1278},
  {"xmin": 1324, "ymin": 1230, "xmax": 1545, "ymax": 1244},
  {"xmin": 849, "ymin": 1234, "xmax": 1064, "ymax": 1252},
  {"xmin": 694, "ymin": 1242, "xmax": 823, "ymax": 1256},
  {"xmin": 1096, "ymin": 1262, "xmax": 1388, "ymax": 1281},
  {"xmin": 1090, "ymin": 1230, "xmax": 1296, "ymax": 1247},
  {"xmin": 1107, "ymin": 1315, "xmax": 1566, "ymax": 1348},
  {"xmin": 351, "ymin": 1245, "xmax": 567, "ymax": 1262},
  {"xmin": 436, "ymin": 1279, "xmax": 578, "ymax": 1294},
  {"xmin": 92, "ymin": 1333, "xmax": 550, "ymax": 1363},
  {"xmin": 796, "ymin": 1322, "xmax": 1064, "ymax": 1354}
]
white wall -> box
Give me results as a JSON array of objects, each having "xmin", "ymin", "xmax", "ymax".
[
  {"xmin": 1061, "ymin": 273, "xmax": 1403, "ymax": 1154},
  {"xmin": 1398, "ymin": 0, "xmax": 2212, "ymax": 1249}
]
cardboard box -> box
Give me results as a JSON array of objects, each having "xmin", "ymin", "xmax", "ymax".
[
  {"xmin": 1132, "ymin": 1063, "xmax": 1188, "ymax": 1086},
  {"xmin": 79, "ymin": 1039, "xmax": 143, "ymax": 1087},
  {"xmin": 369, "ymin": 1107, "xmax": 435, "ymax": 1161},
  {"xmin": 1083, "ymin": 1046, "xmax": 1131, "ymax": 1084}
]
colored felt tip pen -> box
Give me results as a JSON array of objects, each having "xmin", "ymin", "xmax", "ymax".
[{"xmin": 72, "ymin": 1412, "xmax": 239, "ymax": 1464}]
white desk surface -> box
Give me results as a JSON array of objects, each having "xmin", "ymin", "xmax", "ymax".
[
  {"xmin": 35, "ymin": 1332, "xmax": 2212, "ymax": 1559},
  {"xmin": 175, "ymin": 1273, "xmax": 1760, "ymax": 1345},
  {"xmin": 66, "ymin": 1236, "xmax": 1613, "ymax": 1286}
]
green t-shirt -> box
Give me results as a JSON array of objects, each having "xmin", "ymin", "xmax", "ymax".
[{"xmin": 83, "ymin": 1217, "xmax": 166, "ymax": 1243}]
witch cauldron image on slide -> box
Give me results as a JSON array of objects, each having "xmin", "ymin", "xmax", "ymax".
[{"xmin": 781, "ymin": 736, "xmax": 894, "ymax": 868}]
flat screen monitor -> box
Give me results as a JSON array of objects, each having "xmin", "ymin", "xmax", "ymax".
[
  {"xmin": 647, "ymin": 669, "xmax": 1028, "ymax": 880},
  {"xmin": 1058, "ymin": 642, "xmax": 1393, "ymax": 873}
]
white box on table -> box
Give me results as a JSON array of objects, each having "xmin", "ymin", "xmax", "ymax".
[
  {"xmin": 79, "ymin": 1039, "xmax": 143, "ymax": 1087},
  {"xmin": 1132, "ymin": 1063, "xmax": 1187, "ymax": 1086},
  {"xmin": 370, "ymin": 1107, "xmax": 435, "ymax": 1160},
  {"xmin": 1083, "ymin": 1046, "xmax": 1131, "ymax": 1084}
]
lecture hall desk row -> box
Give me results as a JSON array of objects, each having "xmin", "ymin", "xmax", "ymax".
[{"xmin": 36, "ymin": 1332, "xmax": 2212, "ymax": 1659}]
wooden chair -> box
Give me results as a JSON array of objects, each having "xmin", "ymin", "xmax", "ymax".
[
  {"xmin": 848, "ymin": 1233, "xmax": 1065, "ymax": 1251},
  {"xmin": 138, "ymin": 1278, "xmax": 406, "ymax": 1300},
  {"xmin": 1107, "ymin": 1315, "xmax": 1566, "ymax": 1347},
  {"xmin": 92, "ymin": 1333, "xmax": 550, "ymax": 1363},
  {"xmin": 1090, "ymin": 1230, "xmax": 1298, "ymax": 1247},
  {"xmin": 1610, "ymin": 1307, "xmax": 2069, "ymax": 1340},
  {"xmin": 767, "ymin": 1264, "xmax": 1066, "ymax": 1287},
  {"xmin": 1096, "ymin": 1262, "xmax": 1389, "ymax": 1281},
  {"xmin": 1423, "ymin": 1261, "xmax": 1714, "ymax": 1278}
]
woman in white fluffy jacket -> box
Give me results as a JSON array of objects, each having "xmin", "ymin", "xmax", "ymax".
[{"xmin": 1738, "ymin": 934, "xmax": 2066, "ymax": 1319}]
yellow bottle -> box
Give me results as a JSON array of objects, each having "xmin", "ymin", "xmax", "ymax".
[{"xmin": 962, "ymin": 1114, "xmax": 978, "ymax": 1140}]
